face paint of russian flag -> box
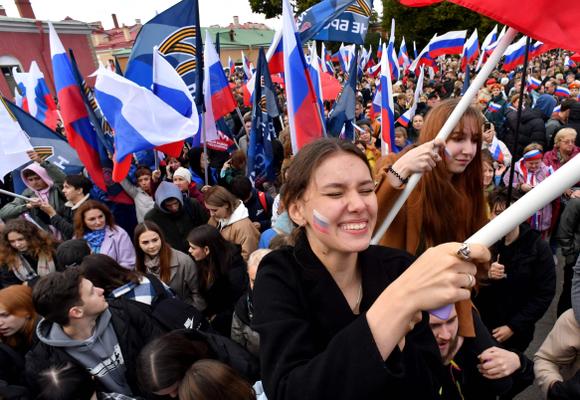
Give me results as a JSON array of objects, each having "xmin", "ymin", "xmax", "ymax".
[{"xmin": 313, "ymin": 209, "xmax": 330, "ymax": 234}]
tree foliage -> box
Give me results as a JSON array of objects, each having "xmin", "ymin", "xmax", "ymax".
[
  {"xmin": 382, "ymin": 0, "xmax": 496, "ymax": 49},
  {"xmin": 249, "ymin": 0, "xmax": 320, "ymax": 19}
]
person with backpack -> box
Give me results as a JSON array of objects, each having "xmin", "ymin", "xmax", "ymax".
[{"xmin": 230, "ymin": 176, "xmax": 274, "ymax": 233}]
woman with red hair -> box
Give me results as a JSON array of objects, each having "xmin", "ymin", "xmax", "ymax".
[
  {"xmin": 0, "ymin": 285, "xmax": 37, "ymax": 394},
  {"xmin": 375, "ymin": 98, "xmax": 489, "ymax": 337}
]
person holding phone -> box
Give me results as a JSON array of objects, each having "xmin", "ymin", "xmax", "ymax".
[{"xmin": 482, "ymin": 119, "xmax": 512, "ymax": 168}]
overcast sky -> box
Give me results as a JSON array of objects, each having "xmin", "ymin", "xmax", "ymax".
[{"xmin": 2, "ymin": 0, "xmax": 382, "ymax": 30}]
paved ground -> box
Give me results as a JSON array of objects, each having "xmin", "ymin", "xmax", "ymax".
[{"xmin": 515, "ymin": 253, "xmax": 564, "ymax": 400}]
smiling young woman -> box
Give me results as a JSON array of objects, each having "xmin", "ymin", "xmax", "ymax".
[{"xmin": 252, "ymin": 137, "xmax": 490, "ymax": 399}]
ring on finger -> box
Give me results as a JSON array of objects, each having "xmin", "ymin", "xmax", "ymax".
[
  {"xmin": 456, "ymin": 243, "xmax": 471, "ymax": 261},
  {"xmin": 463, "ymin": 273, "xmax": 475, "ymax": 288}
]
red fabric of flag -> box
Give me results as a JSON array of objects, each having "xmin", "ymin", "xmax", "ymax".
[{"xmin": 399, "ymin": 0, "xmax": 580, "ymax": 53}]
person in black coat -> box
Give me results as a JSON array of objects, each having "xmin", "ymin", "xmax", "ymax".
[
  {"xmin": 564, "ymin": 101, "xmax": 580, "ymax": 147},
  {"xmin": 229, "ymin": 176, "xmax": 274, "ymax": 233},
  {"xmin": 25, "ymin": 269, "xmax": 165, "ymax": 397},
  {"xmin": 474, "ymin": 189, "xmax": 556, "ymax": 353},
  {"xmin": 252, "ymin": 138, "xmax": 491, "ymax": 400},
  {"xmin": 501, "ymin": 94, "xmax": 556, "ymax": 159}
]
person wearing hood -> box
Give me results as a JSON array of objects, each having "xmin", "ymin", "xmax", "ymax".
[
  {"xmin": 204, "ymin": 186, "xmax": 259, "ymax": 262},
  {"xmin": 38, "ymin": 174, "xmax": 93, "ymax": 241},
  {"xmin": 144, "ymin": 181, "xmax": 208, "ymax": 254},
  {"xmin": 26, "ymin": 268, "xmax": 165, "ymax": 397},
  {"xmin": 0, "ymin": 150, "xmax": 66, "ymax": 236},
  {"xmin": 502, "ymin": 94, "xmax": 555, "ymax": 159}
]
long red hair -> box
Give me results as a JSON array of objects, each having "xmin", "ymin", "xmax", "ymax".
[
  {"xmin": 0, "ymin": 285, "xmax": 36, "ymax": 347},
  {"xmin": 416, "ymin": 98, "xmax": 487, "ymax": 248}
]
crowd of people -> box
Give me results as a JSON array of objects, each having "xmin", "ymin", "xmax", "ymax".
[{"xmin": 0, "ymin": 47, "xmax": 579, "ymax": 400}]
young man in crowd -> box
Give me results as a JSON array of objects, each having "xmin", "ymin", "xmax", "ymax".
[{"xmin": 26, "ymin": 268, "xmax": 165, "ymax": 397}]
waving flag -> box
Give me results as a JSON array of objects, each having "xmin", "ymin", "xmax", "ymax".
[
  {"xmin": 387, "ymin": 19, "xmax": 399, "ymax": 81},
  {"xmin": 460, "ymin": 29, "xmax": 479, "ymax": 71},
  {"xmin": 379, "ymin": 42, "xmax": 396, "ymax": 155},
  {"xmin": 125, "ymin": 0, "xmax": 203, "ymax": 106},
  {"xmin": 24, "ymin": 62, "xmax": 59, "ymax": 130},
  {"xmin": 526, "ymin": 76, "xmax": 541, "ymax": 91},
  {"xmin": 398, "ymin": 37, "xmax": 411, "ymax": 70},
  {"xmin": 565, "ymin": 56, "xmax": 577, "ymax": 68},
  {"xmin": 312, "ymin": 0, "xmax": 374, "ymax": 45},
  {"xmin": 320, "ymin": 42, "xmax": 335, "ymax": 76},
  {"xmin": 48, "ymin": 22, "xmax": 110, "ymax": 192},
  {"xmin": 228, "ymin": 57, "xmax": 235, "ymax": 74},
  {"xmin": 400, "ymin": 0, "xmax": 580, "ymax": 52},
  {"xmin": 475, "ymin": 25, "xmax": 498, "ymax": 70},
  {"xmin": 502, "ymin": 35, "xmax": 527, "ymax": 72},
  {"xmin": 308, "ymin": 44, "xmax": 325, "ymax": 125},
  {"xmin": 326, "ymin": 48, "xmax": 358, "ymax": 139},
  {"xmin": 242, "ymin": 51, "xmax": 253, "ymax": 80},
  {"xmin": 94, "ymin": 67, "xmax": 199, "ymax": 181},
  {"xmin": 202, "ymin": 36, "xmax": 237, "ymax": 121},
  {"xmin": 410, "ymin": 36, "xmax": 437, "ymax": 73},
  {"xmin": 397, "ymin": 66, "xmax": 424, "ymax": 128},
  {"xmin": 0, "ymin": 98, "xmax": 33, "ymax": 180},
  {"xmin": 429, "ymin": 30, "xmax": 467, "ymax": 58},
  {"xmin": 377, "ymin": 37, "xmax": 383, "ymax": 60},
  {"xmin": 297, "ymin": 0, "xmax": 371, "ymax": 44},
  {"xmin": 555, "ymin": 86, "xmax": 571, "ymax": 98},
  {"xmin": 267, "ymin": 30, "xmax": 284, "ymax": 74},
  {"xmin": 12, "ymin": 68, "xmax": 29, "ymax": 112},
  {"xmin": 487, "ymin": 101, "xmax": 502, "ymax": 113},
  {"xmin": 529, "ymin": 40, "xmax": 550, "ymax": 59},
  {"xmin": 248, "ymin": 48, "xmax": 279, "ymax": 184},
  {"xmin": 283, "ymin": 0, "xmax": 325, "ymax": 153}
]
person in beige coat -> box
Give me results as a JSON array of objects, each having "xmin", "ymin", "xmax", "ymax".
[
  {"xmin": 204, "ymin": 186, "xmax": 259, "ymax": 262},
  {"xmin": 534, "ymin": 309, "xmax": 580, "ymax": 398}
]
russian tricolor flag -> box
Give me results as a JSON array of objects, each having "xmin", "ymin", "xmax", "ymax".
[
  {"xmin": 48, "ymin": 22, "xmax": 108, "ymax": 191},
  {"xmin": 429, "ymin": 30, "xmax": 467, "ymax": 58},
  {"xmin": 397, "ymin": 66, "xmax": 424, "ymax": 128},
  {"xmin": 308, "ymin": 44, "xmax": 325, "ymax": 125},
  {"xmin": 203, "ymin": 37, "xmax": 237, "ymax": 121},
  {"xmin": 242, "ymin": 51, "xmax": 252, "ymax": 80},
  {"xmin": 228, "ymin": 57, "xmax": 235, "ymax": 74},
  {"xmin": 12, "ymin": 68, "xmax": 28, "ymax": 111},
  {"xmin": 387, "ymin": 19, "xmax": 399, "ymax": 81},
  {"xmin": 527, "ymin": 76, "xmax": 541, "ymax": 91},
  {"xmin": 379, "ymin": 41, "xmax": 396, "ymax": 155},
  {"xmin": 565, "ymin": 55, "xmax": 577, "ymax": 68},
  {"xmin": 396, "ymin": 112, "xmax": 411, "ymax": 128},
  {"xmin": 282, "ymin": 0, "xmax": 324, "ymax": 153},
  {"xmin": 487, "ymin": 102, "xmax": 502, "ymax": 113},
  {"xmin": 476, "ymin": 25, "xmax": 498, "ymax": 70},
  {"xmin": 410, "ymin": 36, "xmax": 438, "ymax": 74},
  {"xmin": 529, "ymin": 40, "xmax": 548, "ymax": 59},
  {"xmin": 377, "ymin": 37, "xmax": 383, "ymax": 60},
  {"xmin": 555, "ymin": 86, "xmax": 571, "ymax": 98},
  {"xmin": 502, "ymin": 35, "xmax": 528, "ymax": 72},
  {"xmin": 461, "ymin": 30, "xmax": 479, "ymax": 71},
  {"xmin": 26, "ymin": 62, "xmax": 59, "ymax": 130},
  {"xmin": 398, "ymin": 37, "xmax": 411, "ymax": 70},
  {"xmin": 267, "ymin": 30, "xmax": 284, "ymax": 74}
]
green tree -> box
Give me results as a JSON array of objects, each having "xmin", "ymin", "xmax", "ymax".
[
  {"xmin": 249, "ymin": 0, "xmax": 319, "ymax": 19},
  {"xmin": 382, "ymin": 0, "xmax": 495, "ymax": 50}
]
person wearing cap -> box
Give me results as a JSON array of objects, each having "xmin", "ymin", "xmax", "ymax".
[
  {"xmin": 172, "ymin": 166, "xmax": 205, "ymax": 207},
  {"xmin": 569, "ymin": 81, "xmax": 580, "ymax": 99},
  {"xmin": 504, "ymin": 143, "xmax": 554, "ymax": 237}
]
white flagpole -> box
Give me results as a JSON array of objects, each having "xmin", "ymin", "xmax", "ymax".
[
  {"xmin": 371, "ymin": 27, "xmax": 518, "ymax": 245},
  {"xmin": 0, "ymin": 188, "xmax": 32, "ymax": 202}
]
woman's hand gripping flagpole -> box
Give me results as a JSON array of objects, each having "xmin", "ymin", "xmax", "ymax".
[{"xmin": 370, "ymin": 27, "xmax": 518, "ymax": 245}]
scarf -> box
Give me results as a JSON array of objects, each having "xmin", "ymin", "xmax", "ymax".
[
  {"xmin": 11, "ymin": 252, "xmax": 55, "ymax": 282},
  {"xmin": 144, "ymin": 255, "xmax": 161, "ymax": 277},
  {"xmin": 84, "ymin": 228, "xmax": 107, "ymax": 253}
]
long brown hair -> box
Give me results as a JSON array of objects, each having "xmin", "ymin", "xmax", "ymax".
[
  {"xmin": 204, "ymin": 186, "xmax": 240, "ymax": 216},
  {"xmin": 73, "ymin": 200, "xmax": 115, "ymax": 238},
  {"xmin": 0, "ymin": 219, "xmax": 55, "ymax": 269},
  {"xmin": 0, "ymin": 285, "xmax": 36, "ymax": 347},
  {"xmin": 134, "ymin": 221, "xmax": 172, "ymax": 283},
  {"xmin": 416, "ymin": 98, "xmax": 487, "ymax": 247}
]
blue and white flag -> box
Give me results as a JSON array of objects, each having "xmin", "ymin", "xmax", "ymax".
[
  {"xmin": 297, "ymin": 0, "xmax": 357, "ymax": 42},
  {"xmin": 0, "ymin": 98, "xmax": 33, "ymax": 180},
  {"xmin": 326, "ymin": 48, "xmax": 358, "ymax": 140},
  {"xmin": 301, "ymin": 0, "xmax": 373, "ymax": 45}
]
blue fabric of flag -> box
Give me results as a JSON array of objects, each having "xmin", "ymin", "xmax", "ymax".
[
  {"xmin": 125, "ymin": 0, "xmax": 203, "ymax": 105},
  {"xmin": 248, "ymin": 48, "xmax": 277, "ymax": 184},
  {"xmin": 311, "ymin": 0, "xmax": 374, "ymax": 45},
  {"xmin": 297, "ymin": 0, "xmax": 358, "ymax": 42},
  {"xmin": 326, "ymin": 48, "xmax": 358, "ymax": 140}
]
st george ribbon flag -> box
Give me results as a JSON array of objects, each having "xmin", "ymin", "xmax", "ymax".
[
  {"xmin": 299, "ymin": 0, "xmax": 374, "ymax": 45},
  {"xmin": 124, "ymin": 0, "xmax": 203, "ymax": 105},
  {"xmin": 282, "ymin": 0, "xmax": 325, "ymax": 154},
  {"xmin": 248, "ymin": 48, "xmax": 279, "ymax": 185},
  {"xmin": 399, "ymin": 0, "xmax": 580, "ymax": 53},
  {"xmin": 94, "ymin": 66, "xmax": 199, "ymax": 182},
  {"xmin": 0, "ymin": 98, "xmax": 33, "ymax": 180}
]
